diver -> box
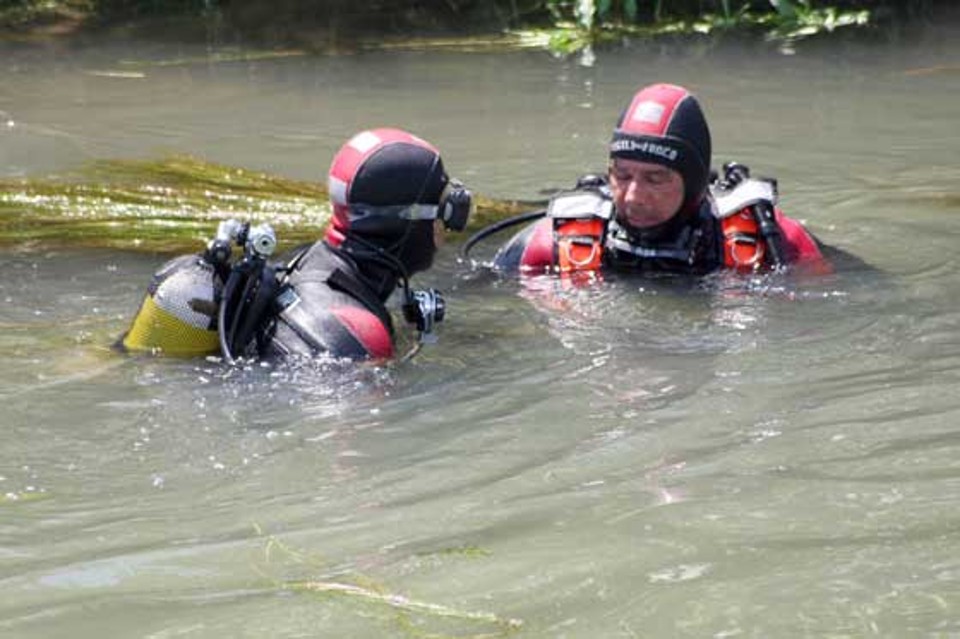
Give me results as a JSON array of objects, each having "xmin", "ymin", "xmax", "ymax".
[
  {"xmin": 472, "ymin": 83, "xmax": 828, "ymax": 277},
  {"xmin": 119, "ymin": 128, "xmax": 472, "ymax": 362}
]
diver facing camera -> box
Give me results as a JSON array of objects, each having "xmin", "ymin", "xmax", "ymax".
[
  {"xmin": 118, "ymin": 127, "xmax": 472, "ymax": 362},
  {"xmin": 482, "ymin": 83, "xmax": 829, "ymax": 277}
]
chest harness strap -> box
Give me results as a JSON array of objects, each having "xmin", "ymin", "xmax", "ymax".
[
  {"xmin": 548, "ymin": 189, "xmax": 611, "ymax": 273},
  {"xmin": 605, "ymin": 220, "xmax": 704, "ymax": 266},
  {"xmin": 712, "ymin": 164, "xmax": 785, "ymax": 270}
]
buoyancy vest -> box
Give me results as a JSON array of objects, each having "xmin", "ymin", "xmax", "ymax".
[
  {"xmin": 545, "ymin": 187, "xmax": 722, "ymax": 274},
  {"xmin": 546, "ymin": 175, "xmax": 810, "ymax": 274}
]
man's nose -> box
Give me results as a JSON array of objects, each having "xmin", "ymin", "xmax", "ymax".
[{"xmin": 623, "ymin": 179, "xmax": 650, "ymax": 203}]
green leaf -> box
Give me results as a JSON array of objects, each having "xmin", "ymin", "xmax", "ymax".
[{"xmin": 769, "ymin": 0, "xmax": 797, "ymax": 19}]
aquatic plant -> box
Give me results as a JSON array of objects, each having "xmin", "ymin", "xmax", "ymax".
[
  {"xmin": 252, "ymin": 525, "xmax": 521, "ymax": 639},
  {"xmin": 0, "ymin": 156, "xmax": 535, "ymax": 253},
  {"xmin": 0, "ymin": 156, "xmax": 328, "ymax": 252}
]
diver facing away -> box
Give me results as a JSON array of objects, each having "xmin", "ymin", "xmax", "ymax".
[{"xmin": 119, "ymin": 128, "xmax": 472, "ymax": 361}]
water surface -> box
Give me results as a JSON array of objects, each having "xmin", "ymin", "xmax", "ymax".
[{"xmin": 2, "ymin": 27, "xmax": 960, "ymax": 638}]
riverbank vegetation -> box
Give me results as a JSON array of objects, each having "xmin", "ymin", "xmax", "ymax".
[{"xmin": 1, "ymin": 1, "xmax": 953, "ymax": 53}]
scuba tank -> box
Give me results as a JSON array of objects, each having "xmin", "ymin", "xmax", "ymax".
[
  {"xmin": 119, "ymin": 219, "xmax": 278, "ymax": 360},
  {"xmin": 119, "ymin": 253, "xmax": 222, "ymax": 357}
]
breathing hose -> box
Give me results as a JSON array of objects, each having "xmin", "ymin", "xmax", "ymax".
[
  {"xmin": 458, "ymin": 209, "xmax": 546, "ymax": 262},
  {"xmin": 751, "ymin": 202, "xmax": 786, "ymax": 268},
  {"xmin": 217, "ymin": 265, "xmax": 246, "ymax": 364},
  {"xmin": 216, "ymin": 222, "xmax": 278, "ymax": 364}
]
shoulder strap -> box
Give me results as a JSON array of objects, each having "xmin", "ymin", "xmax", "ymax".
[
  {"xmin": 547, "ymin": 188, "xmax": 614, "ymax": 221},
  {"xmin": 712, "ymin": 176, "xmax": 787, "ymax": 268},
  {"xmin": 275, "ymin": 242, "xmax": 395, "ymax": 336},
  {"xmin": 605, "ymin": 220, "xmax": 704, "ymax": 265},
  {"xmin": 545, "ymin": 188, "xmax": 612, "ymax": 273},
  {"xmin": 712, "ymin": 177, "xmax": 778, "ymax": 219},
  {"xmin": 326, "ymin": 267, "xmax": 395, "ymax": 336},
  {"xmin": 717, "ymin": 202, "xmax": 787, "ymax": 270}
]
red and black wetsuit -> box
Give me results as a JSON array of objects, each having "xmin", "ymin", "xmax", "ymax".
[{"xmin": 259, "ymin": 241, "xmax": 396, "ymax": 361}]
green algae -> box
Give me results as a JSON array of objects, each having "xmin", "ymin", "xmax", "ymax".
[{"xmin": 0, "ymin": 155, "xmax": 533, "ymax": 254}]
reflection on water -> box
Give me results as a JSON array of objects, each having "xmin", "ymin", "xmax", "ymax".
[{"xmin": 2, "ymin": 27, "xmax": 960, "ymax": 638}]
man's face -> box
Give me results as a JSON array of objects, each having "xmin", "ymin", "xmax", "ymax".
[{"xmin": 608, "ymin": 158, "xmax": 685, "ymax": 230}]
